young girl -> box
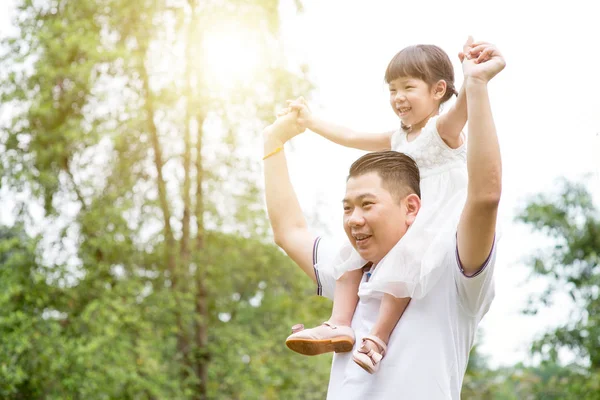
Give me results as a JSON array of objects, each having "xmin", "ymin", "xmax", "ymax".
[{"xmin": 283, "ymin": 38, "xmax": 492, "ymax": 373}]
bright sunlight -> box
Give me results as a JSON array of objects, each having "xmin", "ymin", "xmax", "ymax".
[{"xmin": 201, "ymin": 23, "xmax": 264, "ymax": 89}]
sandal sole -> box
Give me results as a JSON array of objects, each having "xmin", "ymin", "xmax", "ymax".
[
  {"xmin": 286, "ymin": 336, "xmax": 354, "ymax": 356},
  {"xmin": 353, "ymin": 356, "xmax": 376, "ymax": 374}
]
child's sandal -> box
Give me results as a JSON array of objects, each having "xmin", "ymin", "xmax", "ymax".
[
  {"xmin": 352, "ymin": 335, "xmax": 387, "ymax": 374},
  {"xmin": 285, "ymin": 321, "xmax": 355, "ymax": 356}
]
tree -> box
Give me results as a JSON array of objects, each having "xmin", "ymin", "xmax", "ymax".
[
  {"xmin": 516, "ymin": 178, "xmax": 600, "ymax": 398},
  {"xmin": 459, "ymin": 178, "xmax": 600, "ymax": 399},
  {"xmin": 0, "ymin": 224, "xmax": 63, "ymax": 398},
  {"xmin": 0, "ymin": 0, "xmax": 326, "ymax": 398},
  {"xmin": 462, "ymin": 345, "xmax": 596, "ymax": 399}
]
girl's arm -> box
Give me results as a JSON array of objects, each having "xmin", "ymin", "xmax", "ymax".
[
  {"xmin": 436, "ymin": 37, "xmax": 476, "ymax": 149},
  {"xmin": 308, "ymin": 118, "xmax": 394, "ymax": 151},
  {"xmin": 288, "ymin": 97, "xmax": 393, "ymax": 151},
  {"xmin": 436, "ymin": 85, "xmax": 467, "ymax": 149},
  {"xmin": 436, "ymin": 36, "xmax": 486, "ymax": 149}
]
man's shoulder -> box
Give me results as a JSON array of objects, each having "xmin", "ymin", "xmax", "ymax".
[
  {"xmin": 313, "ymin": 235, "xmax": 349, "ymax": 300},
  {"xmin": 453, "ymin": 234, "xmax": 498, "ymax": 317}
]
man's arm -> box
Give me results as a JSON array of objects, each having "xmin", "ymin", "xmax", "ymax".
[
  {"xmin": 457, "ymin": 43, "xmax": 505, "ymax": 275},
  {"xmin": 263, "ymin": 112, "xmax": 317, "ymax": 282}
]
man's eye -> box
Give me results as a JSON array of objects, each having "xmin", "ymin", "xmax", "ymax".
[{"xmin": 362, "ymin": 202, "xmax": 373, "ymax": 207}]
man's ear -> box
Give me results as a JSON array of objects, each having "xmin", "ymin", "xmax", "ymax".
[
  {"xmin": 433, "ymin": 79, "xmax": 447, "ymax": 101},
  {"xmin": 404, "ymin": 193, "xmax": 421, "ymax": 226}
]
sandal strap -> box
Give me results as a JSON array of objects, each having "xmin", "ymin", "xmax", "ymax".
[
  {"xmin": 322, "ymin": 321, "xmax": 338, "ymax": 329},
  {"xmin": 358, "ymin": 346, "xmax": 383, "ymax": 365},
  {"xmin": 370, "ymin": 350, "xmax": 383, "ymax": 364},
  {"xmin": 291, "ymin": 323, "xmax": 304, "ymax": 333},
  {"xmin": 363, "ymin": 335, "xmax": 387, "ymax": 356},
  {"xmin": 358, "ymin": 346, "xmax": 373, "ymax": 356}
]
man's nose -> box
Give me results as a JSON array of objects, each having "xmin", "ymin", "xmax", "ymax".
[{"xmin": 347, "ymin": 210, "xmax": 365, "ymax": 227}]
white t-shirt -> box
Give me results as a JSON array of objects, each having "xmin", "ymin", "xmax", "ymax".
[{"xmin": 313, "ymin": 234, "xmax": 496, "ymax": 400}]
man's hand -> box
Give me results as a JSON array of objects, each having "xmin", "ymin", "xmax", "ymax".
[
  {"xmin": 286, "ymin": 96, "xmax": 313, "ymax": 132},
  {"xmin": 263, "ymin": 109, "xmax": 304, "ymax": 150}
]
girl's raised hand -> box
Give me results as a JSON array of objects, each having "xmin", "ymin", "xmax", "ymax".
[
  {"xmin": 461, "ymin": 39, "xmax": 506, "ymax": 84},
  {"xmin": 458, "ymin": 35, "xmax": 475, "ymax": 63}
]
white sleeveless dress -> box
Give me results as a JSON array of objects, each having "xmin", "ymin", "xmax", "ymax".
[{"xmin": 332, "ymin": 116, "xmax": 468, "ymax": 299}]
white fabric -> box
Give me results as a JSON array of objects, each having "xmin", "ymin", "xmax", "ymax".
[
  {"xmin": 315, "ymin": 234, "xmax": 497, "ymax": 400},
  {"xmin": 332, "ymin": 116, "xmax": 468, "ymax": 299}
]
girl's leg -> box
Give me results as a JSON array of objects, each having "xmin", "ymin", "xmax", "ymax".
[
  {"xmin": 328, "ymin": 268, "xmax": 363, "ymax": 326},
  {"xmin": 286, "ymin": 268, "xmax": 363, "ymax": 356},
  {"xmin": 370, "ymin": 294, "xmax": 410, "ymax": 344},
  {"xmin": 353, "ymin": 294, "xmax": 410, "ymax": 373}
]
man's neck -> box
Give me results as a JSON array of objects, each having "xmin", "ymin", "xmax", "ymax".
[{"xmin": 362, "ymin": 262, "xmax": 374, "ymax": 281}]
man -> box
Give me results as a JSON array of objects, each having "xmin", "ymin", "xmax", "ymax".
[{"xmin": 262, "ymin": 42, "xmax": 505, "ymax": 399}]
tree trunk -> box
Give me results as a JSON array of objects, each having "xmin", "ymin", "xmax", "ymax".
[
  {"xmin": 194, "ymin": 110, "xmax": 208, "ymax": 399},
  {"xmin": 140, "ymin": 48, "xmax": 190, "ymax": 374}
]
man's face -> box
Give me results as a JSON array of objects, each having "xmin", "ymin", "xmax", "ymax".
[{"xmin": 343, "ymin": 172, "xmax": 419, "ymax": 265}]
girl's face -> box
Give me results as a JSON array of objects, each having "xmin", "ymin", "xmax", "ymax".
[{"xmin": 388, "ymin": 77, "xmax": 444, "ymax": 131}]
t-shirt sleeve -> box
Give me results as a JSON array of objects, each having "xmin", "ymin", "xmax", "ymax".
[
  {"xmin": 453, "ymin": 235, "xmax": 498, "ymax": 317},
  {"xmin": 312, "ymin": 236, "xmax": 339, "ymax": 300}
]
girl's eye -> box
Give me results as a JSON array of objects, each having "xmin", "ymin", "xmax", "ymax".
[
  {"xmin": 406, "ymin": 86, "xmax": 414, "ymax": 89},
  {"xmin": 362, "ymin": 202, "xmax": 373, "ymax": 208}
]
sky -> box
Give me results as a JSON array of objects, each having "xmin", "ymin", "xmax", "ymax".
[{"xmin": 1, "ymin": 0, "xmax": 600, "ymax": 369}]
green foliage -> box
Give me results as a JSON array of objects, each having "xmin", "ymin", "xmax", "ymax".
[
  {"xmin": 462, "ymin": 178, "xmax": 600, "ymax": 399},
  {"xmin": 515, "ymin": 178, "xmax": 600, "ymax": 397},
  {"xmin": 0, "ymin": 224, "xmax": 332, "ymax": 399},
  {"xmin": 463, "ymin": 357, "xmax": 600, "ymax": 400},
  {"xmin": 0, "ymin": 0, "xmax": 325, "ymax": 398}
]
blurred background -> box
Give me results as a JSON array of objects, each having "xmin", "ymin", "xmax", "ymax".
[{"xmin": 0, "ymin": 0, "xmax": 599, "ymax": 398}]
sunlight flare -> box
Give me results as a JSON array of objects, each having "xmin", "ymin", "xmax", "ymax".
[{"xmin": 201, "ymin": 24, "xmax": 264, "ymax": 89}]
